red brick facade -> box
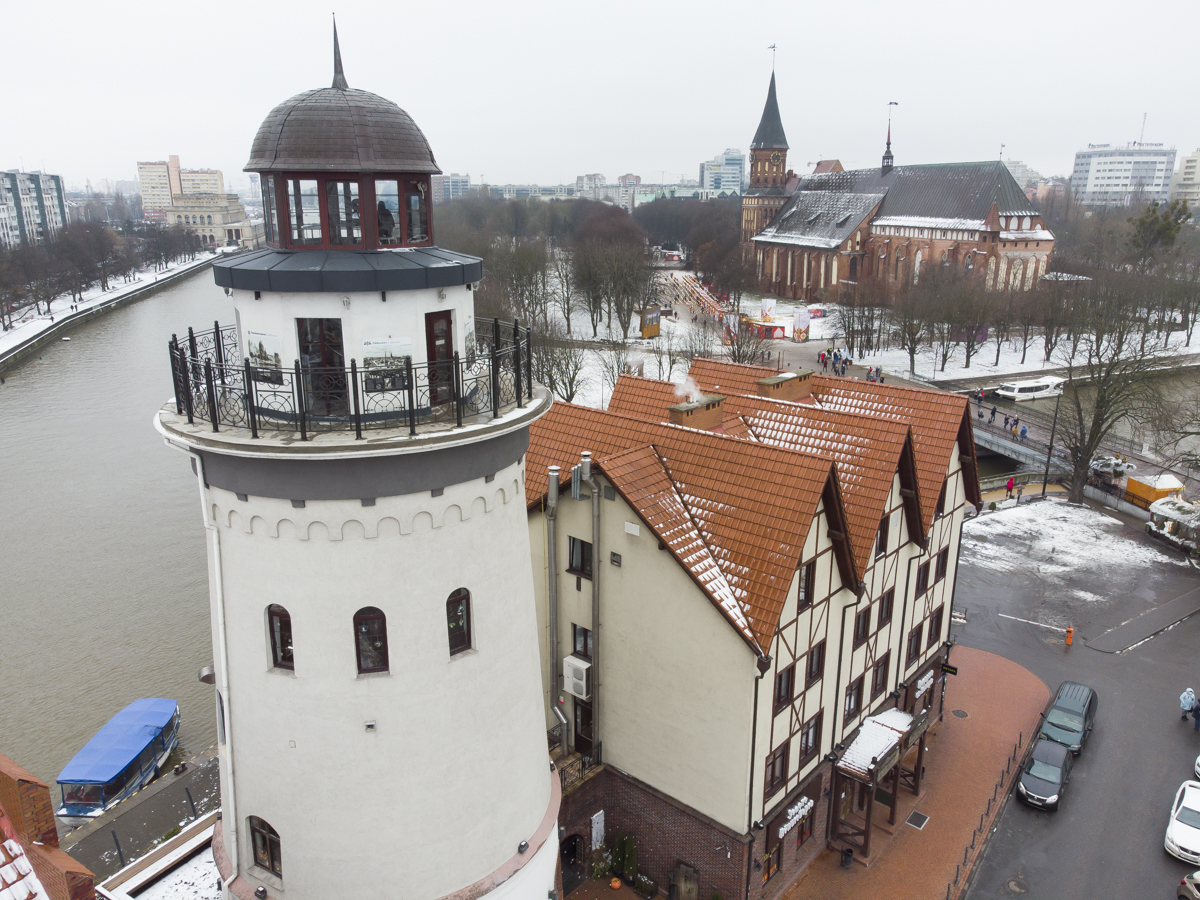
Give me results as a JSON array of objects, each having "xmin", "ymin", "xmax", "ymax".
[{"xmin": 559, "ymin": 763, "xmax": 831, "ymax": 900}]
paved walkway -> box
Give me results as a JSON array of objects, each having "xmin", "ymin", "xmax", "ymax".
[{"xmin": 782, "ymin": 647, "xmax": 1048, "ymax": 900}]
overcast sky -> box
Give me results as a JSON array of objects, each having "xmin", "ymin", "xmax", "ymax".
[{"xmin": 7, "ymin": 0, "xmax": 1198, "ymax": 193}]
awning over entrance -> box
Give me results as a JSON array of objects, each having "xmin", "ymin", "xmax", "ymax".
[{"xmin": 838, "ymin": 709, "xmax": 912, "ymax": 783}]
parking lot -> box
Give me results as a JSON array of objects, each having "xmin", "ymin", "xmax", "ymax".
[{"xmin": 957, "ymin": 499, "xmax": 1200, "ymax": 897}]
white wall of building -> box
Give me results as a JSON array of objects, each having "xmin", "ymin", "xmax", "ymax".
[
  {"xmin": 206, "ymin": 454, "xmax": 554, "ymax": 899},
  {"xmin": 1070, "ymin": 143, "xmax": 1176, "ymax": 206}
]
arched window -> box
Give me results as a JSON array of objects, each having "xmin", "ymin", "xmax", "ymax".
[
  {"xmin": 353, "ymin": 607, "xmax": 388, "ymax": 673},
  {"xmin": 184, "ymin": 215, "xmax": 190, "ymax": 224},
  {"xmin": 267, "ymin": 605, "xmax": 293, "ymax": 669},
  {"xmin": 965, "ymin": 253, "xmax": 974, "ymax": 270},
  {"xmin": 207, "ymin": 215, "xmax": 213, "ymax": 225},
  {"xmin": 894, "ymin": 252, "xmax": 901, "ymax": 280},
  {"xmin": 848, "ymin": 257, "xmax": 858, "ymax": 281},
  {"xmin": 446, "ymin": 589, "xmax": 472, "ymax": 655},
  {"xmin": 176, "ymin": 215, "xmax": 182, "ymax": 224},
  {"xmin": 249, "ymin": 817, "xmax": 282, "ymax": 877},
  {"xmin": 913, "ymin": 250, "xmax": 923, "ymax": 285},
  {"xmin": 940, "ymin": 251, "xmax": 948, "ymax": 266},
  {"xmin": 1022, "ymin": 216, "xmax": 1031, "ymax": 230}
]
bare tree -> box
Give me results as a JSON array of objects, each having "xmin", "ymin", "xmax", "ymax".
[
  {"xmin": 596, "ymin": 339, "xmax": 631, "ymax": 408},
  {"xmin": 726, "ymin": 320, "xmax": 770, "ymax": 365},
  {"xmin": 550, "ymin": 248, "xmax": 578, "ymax": 334},
  {"xmin": 888, "ymin": 283, "xmax": 927, "ymax": 375},
  {"xmin": 531, "ymin": 321, "xmax": 589, "ymax": 403}
]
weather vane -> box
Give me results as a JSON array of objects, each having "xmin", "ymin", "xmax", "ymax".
[{"xmin": 768, "ymin": 44, "xmax": 776, "ymax": 69}]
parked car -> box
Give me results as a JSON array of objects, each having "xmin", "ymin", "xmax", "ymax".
[
  {"xmin": 1193, "ymin": 752, "xmax": 1200, "ymax": 781},
  {"xmin": 1166, "ymin": 781, "xmax": 1200, "ymax": 864},
  {"xmin": 1038, "ymin": 681, "xmax": 1098, "ymax": 754},
  {"xmin": 1016, "ymin": 738, "xmax": 1073, "ymax": 811},
  {"xmin": 1179, "ymin": 869, "xmax": 1200, "ymax": 900}
]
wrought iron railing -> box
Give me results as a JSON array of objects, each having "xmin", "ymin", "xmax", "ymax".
[
  {"xmin": 167, "ymin": 318, "xmax": 534, "ymax": 439},
  {"xmin": 557, "ymin": 743, "xmax": 602, "ymax": 794}
]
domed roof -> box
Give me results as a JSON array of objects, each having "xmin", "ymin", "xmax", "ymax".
[{"xmin": 244, "ymin": 26, "xmax": 440, "ymax": 175}]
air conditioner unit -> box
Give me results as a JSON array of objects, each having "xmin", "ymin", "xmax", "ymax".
[{"xmin": 562, "ymin": 655, "xmax": 592, "ymax": 700}]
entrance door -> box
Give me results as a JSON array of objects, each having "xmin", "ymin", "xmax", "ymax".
[
  {"xmin": 573, "ymin": 697, "xmax": 593, "ymax": 755},
  {"xmin": 296, "ymin": 318, "xmax": 348, "ymax": 416},
  {"xmin": 561, "ymin": 835, "xmax": 586, "ymax": 896},
  {"xmin": 425, "ymin": 311, "xmax": 454, "ymax": 405},
  {"xmin": 674, "ymin": 863, "xmax": 699, "ymax": 900}
]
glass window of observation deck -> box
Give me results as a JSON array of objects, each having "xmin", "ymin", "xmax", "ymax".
[
  {"xmin": 261, "ymin": 175, "xmax": 277, "ymax": 244},
  {"xmin": 405, "ymin": 179, "xmax": 429, "ymax": 243},
  {"xmin": 287, "ymin": 179, "xmax": 321, "ymax": 245},
  {"xmin": 375, "ymin": 180, "xmax": 401, "ymax": 245},
  {"xmin": 326, "ymin": 180, "xmax": 361, "ymax": 245}
]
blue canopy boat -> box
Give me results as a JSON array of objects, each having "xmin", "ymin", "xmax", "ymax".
[{"xmin": 55, "ymin": 698, "xmax": 180, "ymax": 825}]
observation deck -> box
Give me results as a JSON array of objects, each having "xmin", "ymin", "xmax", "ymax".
[{"xmin": 156, "ymin": 319, "xmax": 549, "ymax": 460}]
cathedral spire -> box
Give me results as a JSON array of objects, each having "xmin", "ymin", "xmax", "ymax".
[
  {"xmin": 750, "ymin": 72, "xmax": 788, "ymax": 151},
  {"xmin": 882, "ymin": 101, "xmax": 897, "ymax": 174},
  {"xmin": 332, "ymin": 16, "xmax": 349, "ymax": 90}
]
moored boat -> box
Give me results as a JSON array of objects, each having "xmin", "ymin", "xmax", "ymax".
[
  {"xmin": 55, "ymin": 698, "xmax": 180, "ymax": 825},
  {"xmin": 995, "ymin": 376, "xmax": 1065, "ymax": 401}
]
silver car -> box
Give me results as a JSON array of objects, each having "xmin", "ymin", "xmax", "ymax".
[{"xmin": 1179, "ymin": 869, "xmax": 1200, "ymax": 899}]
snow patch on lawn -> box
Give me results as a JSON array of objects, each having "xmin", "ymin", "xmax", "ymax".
[{"xmin": 963, "ymin": 500, "xmax": 1186, "ymax": 593}]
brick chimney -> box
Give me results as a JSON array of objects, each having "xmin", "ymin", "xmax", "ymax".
[
  {"xmin": 755, "ymin": 370, "xmax": 813, "ymax": 402},
  {"xmin": 0, "ymin": 754, "xmax": 59, "ymax": 847},
  {"xmin": 667, "ymin": 394, "xmax": 726, "ymax": 431}
]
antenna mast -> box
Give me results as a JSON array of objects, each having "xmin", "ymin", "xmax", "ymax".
[{"xmin": 1139, "ymin": 112, "xmax": 1147, "ymax": 146}]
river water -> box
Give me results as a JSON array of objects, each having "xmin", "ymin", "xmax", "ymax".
[{"xmin": 0, "ymin": 270, "xmax": 226, "ymax": 792}]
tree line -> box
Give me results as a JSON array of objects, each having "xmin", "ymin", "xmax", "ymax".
[{"xmin": 0, "ymin": 222, "xmax": 205, "ymax": 330}]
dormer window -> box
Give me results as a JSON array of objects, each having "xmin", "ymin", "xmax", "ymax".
[
  {"xmin": 288, "ymin": 179, "xmax": 321, "ymax": 245},
  {"xmin": 326, "ymin": 181, "xmax": 361, "ymax": 245}
]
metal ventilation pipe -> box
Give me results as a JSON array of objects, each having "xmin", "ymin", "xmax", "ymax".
[
  {"xmin": 581, "ymin": 451, "xmax": 602, "ymax": 757},
  {"xmin": 546, "ymin": 465, "xmax": 566, "ymax": 759}
]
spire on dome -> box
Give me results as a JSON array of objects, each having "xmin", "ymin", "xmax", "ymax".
[
  {"xmin": 882, "ymin": 101, "xmax": 896, "ymax": 174},
  {"xmin": 750, "ymin": 72, "xmax": 788, "ymax": 151},
  {"xmin": 332, "ymin": 16, "xmax": 349, "ymax": 90}
]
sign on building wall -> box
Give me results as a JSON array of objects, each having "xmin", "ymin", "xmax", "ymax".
[
  {"xmin": 362, "ymin": 338, "xmax": 412, "ymax": 370},
  {"xmin": 591, "ymin": 810, "xmax": 605, "ymax": 850},
  {"xmin": 247, "ymin": 331, "xmax": 283, "ymax": 383}
]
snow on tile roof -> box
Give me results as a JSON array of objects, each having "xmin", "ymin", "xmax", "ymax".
[
  {"xmin": 753, "ymin": 191, "xmax": 883, "ymax": 250},
  {"xmin": 1, "ymin": 838, "xmax": 47, "ymax": 900},
  {"xmin": 1000, "ymin": 229, "xmax": 1055, "ymax": 241},
  {"xmin": 526, "ymin": 402, "xmax": 842, "ymax": 653},
  {"xmin": 808, "ymin": 375, "xmax": 981, "ymax": 526},
  {"xmin": 838, "ymin": 710, "xmax": 912, "ymax": 780},
  {"xmin": 872, "ymin": 215, "xmax": 986, "ymax": 231}
]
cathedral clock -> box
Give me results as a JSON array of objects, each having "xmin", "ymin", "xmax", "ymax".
[{"xmin": 770, "ymin": 151, "xmax": 782, "ymax": 165}]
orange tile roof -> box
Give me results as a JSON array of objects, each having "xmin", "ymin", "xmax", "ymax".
[
  {"xmin": 527, "ymin": 403, "xmax": 854, "ymax": 654},
  {"xmin": 686, "ymin": 361, "xmax": 981, "ymax": 528},
  {"xmin": 607, "ymin": 375, "xmax": 682, "ymax": 421},
  {"xmin": 687, "ymin": 358, "xmax": 777, "ymax": 396},
  {"xmin": 605, "ymin": 374, "xmax": 923, "ymax": 568},
  {"xmin": 807, "ymin": 375, "xmax": 982, "ymax": 525}
]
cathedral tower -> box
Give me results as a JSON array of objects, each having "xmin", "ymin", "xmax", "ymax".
[
  {"xmin": 155, "ymin": 28, "xmax": 557, "ymax": 900},
  {"xmin": 741, "ymin": 72, "xmax": 792, "ymax": 242}
]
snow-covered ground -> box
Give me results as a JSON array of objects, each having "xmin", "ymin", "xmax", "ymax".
[
  {"xmin": 0, "ymin": 255, "xmax": 211, "ymax": 361},
  {"xmin": 134, "ymin": 846, "xmax": 220, "ymax": 900},
  {"xmin": 963, "ymin": 500, "xmax": 1187, "ymax": 604}
]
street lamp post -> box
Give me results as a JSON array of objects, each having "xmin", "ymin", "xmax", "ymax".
[{"xmin": 1041, "ymin": 392, "xmax": 1062, "ymax": 498}]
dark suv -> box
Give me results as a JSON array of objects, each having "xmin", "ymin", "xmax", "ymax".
[
  {"xmin": 1039, "ymin": 681, "xmax": 1098, "ymax": 755},
  {"xmin": 1016, "ymin": 738, "xmax": 1073, "ymax": 810}
]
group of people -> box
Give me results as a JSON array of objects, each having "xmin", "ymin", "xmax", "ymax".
[
  {"xmin": 976, "ymin": 392, "xmax": 1029, "ymax": 442},
  {"xmin": 1004, "ymin": 477, "xmax": 1025, "ymax": 502},
  {"xmin": 819, "ymin": 350, "xmax": 851, "ymax": 377}
]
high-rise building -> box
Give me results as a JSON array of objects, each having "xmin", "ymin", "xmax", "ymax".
[
  {"xmin": 699, "ymin": 149, "xmax": 746, "ymax": 195},
  {"xmin": 575, "ymin": 173, "xmax": 606, "ymax": 200},
  {"xmin": 1069, "ymin": 142, "xmax": 1176, "ymax": 207},
  {"xmin": 138, "ymin": 156, "xmax": 230, "ymax": 220},
  {"xmin": 431, "ymin": 172, "xmax": 471, "ymax": 204},
  {"xmin": 0, "ymin": 171, "xmax": 67, "ymax": 249},
  {"xmin": 155, "ymin": 28, "xmax": 557, "ymax": 900},
  {"xmin": 1170, "ymin": 149, "xmax": 1200, "ymax": 211},
  {"xmin": 1002, "ymin": 159, "xmax": 1043, "ymax": 189}
]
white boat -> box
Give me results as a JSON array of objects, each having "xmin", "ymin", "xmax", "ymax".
[{"xmin": 994, "ymin": 376, "xmax": 1065, "ymax": 401}]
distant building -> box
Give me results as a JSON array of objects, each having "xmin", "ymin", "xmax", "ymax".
[
  {"xmin": 432, "ymin": 172, "xmax": 471, "ymax": 204},
  {"xmin": 1069, "ymin": 143, "xmax": 1176, "ymax": 207},
  {"xmin": 699, "ymin": 148, "xmax": 746, "ymax": 195},
  {"xmin": 575, "ymin": 173, "xmax": 607, "ymax": 200},
  {"xmin": 1003, "ymin": 159, "xmax": 1043, "ymax": 189},
  {"xmin": 168, "ymin": 193, "xmax": 257, "ymax": 248},
  {"xmin": 113, "ymin": 179, "xmax": 140, "ymax": 197},
  {"xmin": 1170, "ymin": 149, "xmax": 1200, "ymax": 211},
  {"xmin": 617, "ymin": 173, "xmax": 641, "ymax": 187},
  {"xmin": 137, "ymin": 155, "xmax": 229, "ymax": 221},
  {"xmin": 0, "ymin": 170, "xmax": 67, "ymax": 249}
]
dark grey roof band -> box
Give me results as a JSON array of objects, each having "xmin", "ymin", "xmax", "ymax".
[
  {"xmin": 213, "ymin": 247, "xmax": 484, "ymax": 293},
  {"xmin": 198, "ymin": 428, "xmax": 528, "ymax": 501}
]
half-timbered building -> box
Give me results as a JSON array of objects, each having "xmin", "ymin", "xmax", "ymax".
[{"xmin": 526, "ymin": 359, "xmax": 980, "ymax": 899}]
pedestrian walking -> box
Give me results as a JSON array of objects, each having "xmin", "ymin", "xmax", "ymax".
[
  {"xmin": 1006, "ymin": 477, "xmax": 1014, "ymax": 499},
  {"xmin": 1011, "ymin": 424, "xmax": 1019, "ymax": 439},
  {"xmin": 977, "ymin": 389, "xmax": 984, "ymax": 408},
  {"xmin": 1182, "ymin": 688, "xmax": 1196, "ymax": 721},
  {"xmin": 822, "ymin": 356, "xmax": 828, "ymax": 373},
  {"xmin": 1004, "ymin": 414, "xmax": 1010, "ymax": 430},
  {"xmin": 978, "ymin": 406, "xmax": 984, "ymax": 421},
  {"xmin": 1192, "ymin": 698, "xmax": 1200, "ymax": 731},
  {"xmin": 879, "ymin": 374, "xmax": 885, "ymax": 384},
  {"xmin": 989, "ymin": 406, "xmax": 997, "ymax": 425},
  {"xmin": 841, "ymin": 359, "xmax": 849, "ymax": 377},
  {"xmin": 1016, "ymin": 483, "xmax": 1024, "ymax": 503}
]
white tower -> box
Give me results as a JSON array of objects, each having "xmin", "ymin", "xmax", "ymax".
[{"xmin": 155, "ymin": 31, "xmax": 558, "ymax": 900}]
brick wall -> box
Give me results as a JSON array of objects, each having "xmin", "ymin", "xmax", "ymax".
[
  {"xmin": 0, "ymin": 756, "xmax": 59, "ymax": 846},
  {"xmin": 747, "ymin": 763, "xmax": 830, "ymax": 900},
  {"xmin": 559, "ymin": 766, "xmax": 749, "ymax": 900}
]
